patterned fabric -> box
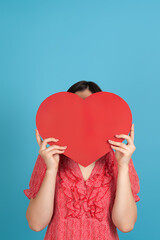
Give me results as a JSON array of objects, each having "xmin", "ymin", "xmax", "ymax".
[{"xmin": 24, "ymin": 149, "xmax": 140, "ymax": 240}]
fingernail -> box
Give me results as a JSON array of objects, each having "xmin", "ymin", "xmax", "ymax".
[{"xmin": 55, "ymin": 139, "xmax": 59, "ymax": 141}]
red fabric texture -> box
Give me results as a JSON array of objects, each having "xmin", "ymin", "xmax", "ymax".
[{"xmin": 24, "ymin": 149, "xmax": 140, "ymax": 240}]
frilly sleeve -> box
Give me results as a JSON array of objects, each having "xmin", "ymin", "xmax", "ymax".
[
  {"xmin": 23, "ymin": 154, "xmax": 47, "ymax": 200},
  {"xmin": 128, "ymin": 158, "xmax": 140, "ymax": 202}
]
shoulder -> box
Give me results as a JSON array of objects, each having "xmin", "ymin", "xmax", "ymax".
[
  {"xmin": 104, "ymin": 150, "xmax": 116, "ymax": 167},
  {"xmin": 31, "ymin": 154, "xmax": 47, "ymax": 180},
  {"xmin": 35, "ymin": 154, "xmax": 46, "ymax": 168},
  {"xmin": 103, "ymin": 150, "xmax": 118, "ymax": 179}
]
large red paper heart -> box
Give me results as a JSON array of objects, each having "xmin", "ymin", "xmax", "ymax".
[{"xmin": 36, "ymin": 91, "xmax": 132, "ymax": 167}]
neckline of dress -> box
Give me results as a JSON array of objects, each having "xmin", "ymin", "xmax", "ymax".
[
  {"xmin": 77, "ymin": 159, "xmax": 99, "ymax": 183},
  {"xmin": 66, "ymin": 154, "xmax": 107, "ymax": 183}
]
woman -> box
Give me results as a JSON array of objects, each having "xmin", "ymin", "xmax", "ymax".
[{"xmin": 24, "ymin": 80, "xmax": 140, "ymax": 240}]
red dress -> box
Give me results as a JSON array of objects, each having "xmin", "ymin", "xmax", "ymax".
[{"xmin": 24, "ymin": 149, "xmax": 140, "ymax": 240}]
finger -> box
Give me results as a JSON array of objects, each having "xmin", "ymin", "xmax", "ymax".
[
  {"xmin": 108, "ymin": 140, "xmax": 129, "ymax": 150},
  {"xmin": 110, "ymin": 145, "xmax": 127, "ymax": 153},
  {"xmin": 45, "ymin": 145, "xmax": 67, "ymax": 152},
  {"xmin": 41, "ymin": 137, "xmax": 60, "ymax": 151},
  {"xmin": 48, "ymin": 149, "xmax": 66, "ymax": 155},
  {"xmin": 35, "ymin": 129, "xmax": 42, "ymax": 146},
  {"xmin": 115, "ymin": 134, "xmax": 132, "ymax": 145}
]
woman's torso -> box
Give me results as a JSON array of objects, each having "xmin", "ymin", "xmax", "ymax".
[{"xmin": 44, "ymin": 150, "xmax": 119, "ymax": 240}]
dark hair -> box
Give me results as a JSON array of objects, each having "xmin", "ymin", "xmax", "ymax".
[{"xmin": 67, "ymin": 80, "xmax": 103, "ymax": 93}]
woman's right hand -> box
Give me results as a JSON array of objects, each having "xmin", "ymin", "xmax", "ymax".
[{"xmin": 35, "ymin": 129, "xmax": 67, "ymax": 171}]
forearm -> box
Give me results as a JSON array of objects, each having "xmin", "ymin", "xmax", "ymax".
[
  {"xmin": 111, "ymin": 165, "xmax": 137, "ymax": 232},
  {"xmin": 26, "ymin": 168, "xmax": 57, "ymax": 231}
]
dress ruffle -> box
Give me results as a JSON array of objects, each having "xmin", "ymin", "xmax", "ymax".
[{"xmin": 58, "ymin": 151, "xmax": 115, "ymax": 222}]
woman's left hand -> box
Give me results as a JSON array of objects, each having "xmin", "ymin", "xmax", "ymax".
[{"xmin": 108, "ymin": 123, "xmax": 136, "ymax": 167}]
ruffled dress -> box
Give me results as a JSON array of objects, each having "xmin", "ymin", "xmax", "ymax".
[{"xmin": 24, "ymin": 149, "xmax": 140, "ymax": 240}]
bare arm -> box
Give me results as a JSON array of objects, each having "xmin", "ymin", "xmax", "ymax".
[
  {"xmin": 111, "ymin": 164, "xmax": 137, "ymax": 232},
  {"xmin": 25, "ymin": 129, "xmax": 67, "ymax": 231},
  {"xmin": 108, "ymin": 124, "xmax": 139, "ymax": 232},
  {"xmin": 26, "ymin": 167, "xmax": 58, "ymax": 231}
]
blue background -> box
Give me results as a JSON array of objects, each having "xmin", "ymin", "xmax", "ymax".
[{"xmin": 1, "ymin": 0, "xmax": 159, "ymax": 239}]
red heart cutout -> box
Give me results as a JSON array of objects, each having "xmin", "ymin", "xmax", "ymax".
[{"xmin": 36, "ymin": 91, "xmax": 132, "ymax": 167}]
